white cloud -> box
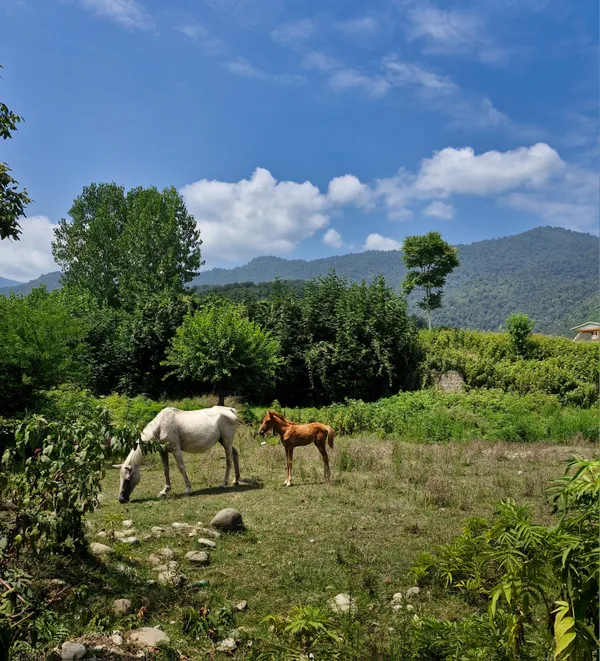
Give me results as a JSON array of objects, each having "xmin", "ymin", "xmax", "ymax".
[
  {"xmin": 271, "ymin": 19, "xmax": 317, "ymax": 45},
  {"xmin": 335, "ymin": 16, "xmax": 379, "ymax": 39},
  {"xmin": 180, "ymin": 168, "xmax": 330, "ymax": 264},
  {"xmin": 504, "ymin": 166, "xmax": 599, "ymax": 232},
  {"xmin": 364, "ymin": 233, "xmax": 403, "ymax": 251},
  {"xmin": 424, "ymin": 200, "xmax": 455, "ymax": 219},
  {"xmin": 79, "ymin": 0, "xmax": 153, "ymax": 30},
  {"xmin": 327, "ymin": 175, "xmax": 371, "ymax": 206},
  {"xmin": 415, "ymin": 143, "xmax": 563, "ymax": 196},
  {"xmin": 404, "ymin": 5, "xmax": 508, "ymax": 65},
  {"xmin": 382, "ymin": 57, "xmax": 457, "ymax": 91},
  {"xmin": 328, "ymin": 69, "xmax": 391, "ymax": 98},
  {"xmin": 0, "ymin": 216, "xmax": 58, "ymax": 281},
  {"xmin": 323, "ymin": 228, "xmax": 344, "ymax": 248},
  {"xmin": 227, "ymin": 59, "xmax": 305, "ymax": 85}
]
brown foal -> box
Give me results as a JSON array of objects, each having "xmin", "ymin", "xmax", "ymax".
[{"xmin": 258, "ymin": 410, "xmax": 334, "ymax": 487}]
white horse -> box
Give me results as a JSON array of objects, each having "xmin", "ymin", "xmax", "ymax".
[{"xmin": 114, "ymin": 406, "xmax": 240, "ymax": 503}]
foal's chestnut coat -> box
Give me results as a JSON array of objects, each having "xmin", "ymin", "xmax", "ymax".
[{"xmin": 259, "ymin": 410, "xmax": 334, "ymax": 486}]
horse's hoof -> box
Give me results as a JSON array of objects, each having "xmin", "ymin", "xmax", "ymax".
[
  {"xmin": 233, "ymin": 481, "xmax": 239, "ymax": 487},
  {"xmin": 158, "ymin": 491, "xmax": 168, "ymax": 498},
  {"xmin": 283, "ymin": 482, "xmax": 291, "ymax": 487}
]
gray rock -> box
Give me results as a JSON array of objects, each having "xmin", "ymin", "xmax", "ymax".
[
  {"xmin": 158, "ymin": 547, "xmax": 176, "ymax": 559},
  {"xmin": 329, "ymin": 593, "xmax": 356, "ymax": 614},
  {"xmin": 129, "ymin": 627, "xmax": 170, "ymax": 648},
  {"xmin": 210, "ymin": 508, "xmax": 244, "ymax": 532},
  {"xmin": 113, "ymin": 599, "xmax": 132, "ymax": 616},
  {"xmin": 151, "ymin": 526, "xmax": 167, "ymax": 535},
  {"xmin": 405, "ymin": 587, "xmax": 420, "ymax": 600},
  {"xmin": 235, "ymin": 600, "xmax": 248, "ymax": 612},
  {"xmin": 157, "ymin": 570, "xmax": 187, "ymax": 587},
  {"xmin": 216, "ymin": 637, "xmax": 237, "ymax": 653},
  {"xmin": 185, "ymin": 550, "xmax": 210, "ymax": 565},
  {"xmin": 152, "ymin": 564, "xmax": 169, "ymax": 572},
  {"xmin": 61, "ymin": 642, "xmax": 86, "ymax": 660},
  {"xmin": 148, "ymin": 554, "xmax": 162, "ymax": 565},
  {"xmin": 122, "ymin": 519, "xmax": 133, "ymax": 528},
  {"xmin": 197, "ymin": 537, "xmax": 217, "ymax": 549},
  {"xmin": 196, "ymin": 527, "xmax": 221, "ymax": 539},
  {"xmin": 120, "ymin": 536, "xmax": 139, "ymax": 545},
  {"xmin": 96, "ymin": 530, "xmax": 108, "ymax": 538},
  {"xmin": 90, "ymin": 542, "xmax": 112, "ymax": 557},
  {"xmin": 171, "ymin": 522, "xmax": 191, "ymax": 529},
  {"xmin": 110, "ymin": 634, "xmax": 123, "ymax": 646}
]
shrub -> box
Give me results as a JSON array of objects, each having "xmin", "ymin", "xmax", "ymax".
[{"xmin": 505, "ymin": 313, "xmax": 534, "ymax": 358}]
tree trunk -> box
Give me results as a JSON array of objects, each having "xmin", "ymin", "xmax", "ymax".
[
  {"xmin": 217, "ymin": 389, "xmax": 225, "ymax": 406},
  {"xmin": 427, "ymin": 309, "xmax": 432, "ymax": 331}
]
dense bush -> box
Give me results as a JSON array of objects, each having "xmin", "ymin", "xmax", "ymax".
[
  {"xmin": 248, "ymin": 389, "xmax": 599, "ymax": 443},
  {"xmin": 418, "ymin": 329, "xmax": 599, "ymax": 407}
]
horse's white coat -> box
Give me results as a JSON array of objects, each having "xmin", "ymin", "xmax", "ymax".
[{"xmin": 117, "ymin": 406, "xmax": 239, "ymax": 503}]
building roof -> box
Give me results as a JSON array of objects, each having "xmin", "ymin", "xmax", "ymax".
[{"xmin": 570, "ymin": 322, "xmax": 600, "ymax": 332}]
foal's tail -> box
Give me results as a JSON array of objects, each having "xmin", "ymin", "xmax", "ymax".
[{"xmin": 326, "ymin": 426, "xmax": 335, "ymax": 448}]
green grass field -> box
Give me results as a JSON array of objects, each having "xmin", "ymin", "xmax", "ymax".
[{"xmin": 71, "ymin": 425, "xmax": 597, "ymax": 659}]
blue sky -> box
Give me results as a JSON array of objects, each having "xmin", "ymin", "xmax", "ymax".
[{"xmin": 0, "ymin": 0, "xmax": 598, "ymax": 281}]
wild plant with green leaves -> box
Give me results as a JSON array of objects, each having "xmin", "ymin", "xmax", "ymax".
[{"xmin": 413, "ymin": 457, "xmax": 600, "ymax": 660}]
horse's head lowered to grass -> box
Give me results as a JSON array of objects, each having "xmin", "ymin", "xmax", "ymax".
[{"xmin": 113, "ymin": 445, "xmax": 142, "ymax": 503}]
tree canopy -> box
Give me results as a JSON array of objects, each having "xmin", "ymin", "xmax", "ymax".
[
  {"xmin": 402, "ymin": 231, "xmax": 460, "ymax": 330},
  {"xmin": 52, "ymin": 183, "xmax": 202, "ymax": 309},
  {"xmin": 0, "ymin": 65, "xmax": 32, "ymax": 241},
  {"xmin": 164, "ymin": 298, "xmax": 282, "ymax": 404}
]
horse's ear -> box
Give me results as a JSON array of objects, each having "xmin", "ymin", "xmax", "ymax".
[{"xmin": 111, "ymin": 464, "xmax": 123, "ymax": 469}]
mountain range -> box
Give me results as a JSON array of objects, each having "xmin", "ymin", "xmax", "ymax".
[{"xmin": 1, "ymin": 227, "xmax": 598, "ymax": 335}]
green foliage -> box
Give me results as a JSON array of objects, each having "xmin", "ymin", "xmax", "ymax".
[
  {"xmin": 0, "ymin": 288, "xmax": 87, "ymax": 415},
  {"xmin": 0, "ymin": 65, "xmax": 32, "ymax": 241},
  {"xmin": 248, "ymin": 388, "xmax": 599, "ymax": 443},
  {"xmin": 0, "ymin": 407, "xmax": 136, "ymax": 562},
  {"xmin": 418, "ymin": 328, "xmax": 599, "ymax": 407},
  {"xmin": 164, "ymin": 298, "xmax": 282, "ymax": 403},
  {"xmin": 403, "ymin": 232, "xmax": 461, "ymax": 330},
  {"xmin": 412, "ymin": 458, "xmax": 600, "ymax": 660},
  {"xmin": 52, "ymin": 182, "xmax": 202, "ymax": 309},
  {"xmin": 506, "ymin": 313, "xmax": 535, "ymax": 358}
]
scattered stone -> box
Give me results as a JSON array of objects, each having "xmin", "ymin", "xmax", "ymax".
[
  {"xmin": 142, "ymin": 534, "xmax": 152, "ymax": 541},
  {"xmin": 197, "ymin": 537, "xmax": 217, "ymax": 549},
  {"xmin": 391, "ymin": 593, "xmax": 403, "ymax": 611},
  {"xmin": 158, "ymin": 570, "xmax": 187, "ymax": 587},
  {"xmin": 329, "ymin": 593, "xmax": 356, "ymax": 614},
  {"xmin": 148, "ymin": 554, "xmax": 162, "ymax": 566},
  {"xmin": 110, "ymin": 634, "xmax": 124, "ymax": 646},
  {"xmin": 151, "ymin": 526, "xmax": 167, "ymax": 535},
  {"xmin": 234, "ymin": 600, "xmax": 248, "ymax": 612},
  {"xmin": 122, "ymin": 520, "xmax": 133, "ymax": 529},
  {"xmin": 50, "ymin": 578, "xmax": 66, "ymax": 586},
  {"xmin": 96, "ymin": 531, "xmax": 108, "ymax": 538},
  {"xmin": 168, "ymin": 561, "xmax": 178, "ymax": 570},
  {"xmin": 189, "ymin": 580, "xmax": 209, "ymax": 588},
  {"xmin": 146, "ymin": 580, "xmax": 157, "ymax": 586},
  {"xmin": 129, "ymin": 627, "xmax": 170, "ymax": 648},
  {"xmin": 113, "ymin": 599, "xmax": 132, "ymax": 616},
  {"xmin": 120, "ymin": 536, "xmax": 139, "ymax": 545},
  {"xmin": 171, "ymin": 522, "xmax": 191, "ymax": 529},
  {"xmin": 90, "ymin": 542, "xmax": 113, "ymax": 557},
  {"xmin": 405, "ymin": 587, "xmax": 420, "ymax": 600},
  {"xmin": 61, "ymin": 642, "xmax": 86, "ymax": 660},
  {"xmin": 185, "ymin": 551, "xmax": 210, "ymax": 565},
  {"xmin": 197, "ymin": 527, "xmax": 221, "ymax": 539},
  {"xmin": 210, "ymin": 508, "xmax": 244, "ymax": 532},
  {"xmin": 158, "ymin": 547, "xmax": 176, "ymax": 559},
  {"xmin": 406, "ymin": 604, "xmax": 415, "ymax": 612},
  {"xmin": 112, "ymin": 530, "xmax": 129, "ymax": 538},
  {"xmin": 216, "ymin": 638, "xmax": 237, "ymax": 653}
]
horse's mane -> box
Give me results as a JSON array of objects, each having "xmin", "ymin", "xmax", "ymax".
[
  {"xmin": 270, "ymin": 410, "xmax": 297, "ymax": 425},
  {"xmin": 124, "ymin": 444, "xmax": 143, "ymax": 469}
]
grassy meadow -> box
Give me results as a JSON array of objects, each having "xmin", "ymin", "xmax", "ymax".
[{"xmin": 73, "ymin": 417, "xmax": 597, "ymax": 659}]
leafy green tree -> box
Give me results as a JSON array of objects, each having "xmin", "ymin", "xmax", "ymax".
[
  {"xmin": 402, "ymin": 232, "xmax": 460, "ymax": 330},
  {"xmin": 505, "ymin": 312, "xmax": 534, "ymax": 358},
  {"xmin": 0, "ymin": 65, "xmax": 32, "ymax": 241},
  {"xmin": 164, "ymin": 299, "xmax": 282, "ymax": 404},
  {"xmin": 0, "ymin": 287, "xmax": 87, "ymax": 415},
  {"xmin": 52, "ymin": 183, "xmax": 202, "ymax": 309}
]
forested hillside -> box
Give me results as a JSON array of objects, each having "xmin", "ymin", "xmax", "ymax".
[
  {"xmin": 192, "ymin": 227, "xmax": 598, "ymax": 335},
  {"xmin": 2, "ymin": 227, "xmax": 598, "ymax": 335}
]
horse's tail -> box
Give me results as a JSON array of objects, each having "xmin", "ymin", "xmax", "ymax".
[{"xmin": 326, "ymin": 426, "xmax": 335, "ymax": 448}]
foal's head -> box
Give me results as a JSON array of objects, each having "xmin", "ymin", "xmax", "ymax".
[{"xmin": 259, "ymin": 410, "xmax": 284, "ymax": 436}]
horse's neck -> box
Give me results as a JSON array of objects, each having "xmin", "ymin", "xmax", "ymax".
[
  {"xmin": 272, "ymin": 420, "xmax": 289, "ymax": 436},
  {"xmin": 125, "ymin": 444, "xmax": 143, "ymax": 468}
]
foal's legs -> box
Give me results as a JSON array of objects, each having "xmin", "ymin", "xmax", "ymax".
[
  {"xmin": 284, "ymin": 445, "xmax": 294, "ymax": 487},
  {"xmin": 232, "ymin": 446, "xmax": 240, "ymax": 486},
  {"xmin": 221, "ymin": 442, "xmax": 233, "ymax": 488},
  {"xmin": 219, "ymin": 439, "xmax": 241, "ymax": 488},
  {"xmin": 172, "ymin": 448, "xmax": 192, "ymax": 495},
  {"xmin": 158, "ymin": 448, "xmax": 172, "ymax": 498},
  {"xmin": 315, "ymin": 439, "xmax": 331, "ymax": 483}
]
